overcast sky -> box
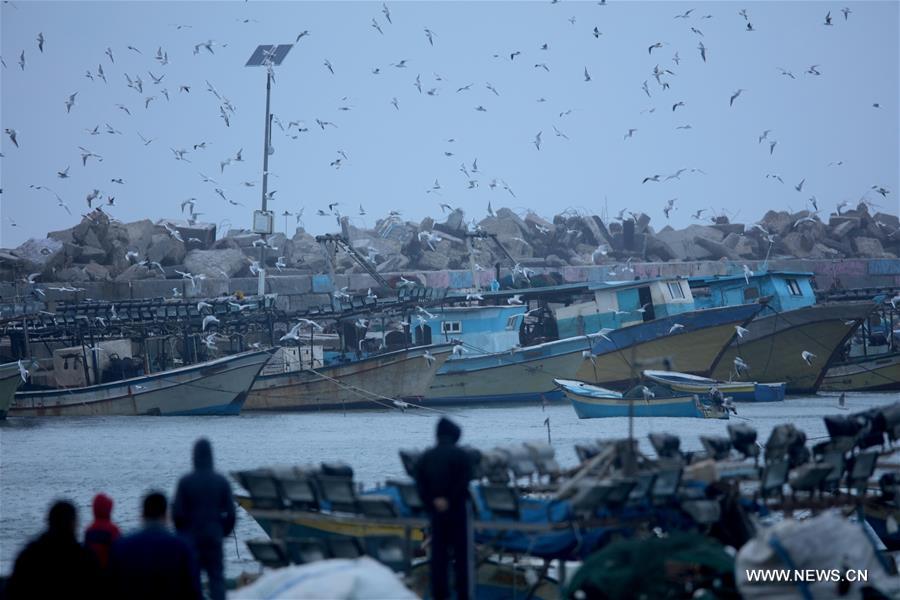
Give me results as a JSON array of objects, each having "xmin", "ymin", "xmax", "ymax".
[{"xmin": 1, "ymin": 1, "xmax": 898, "ymax": 248}]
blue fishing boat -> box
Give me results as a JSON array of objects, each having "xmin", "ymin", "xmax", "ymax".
[
  {"xmin": 689, "ymin": 270, "xmax": 876, "ymax": 393},
  {"xmin": 422, "ymin": 278, "xmax": 762, "ymax": 405},
  {"xmin": 642, "ymin": 370, "xmax": 785, "ymax": 402},
  {"xmin": 555, "ymin": 378, "xmax": 730, "ymax": 419}
]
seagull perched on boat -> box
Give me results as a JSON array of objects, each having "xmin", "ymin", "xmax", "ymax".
[
  {"xmin": 392, "ymin": 399, "xmax": 411, "ymax": 412},
  {"xmin": 668, "ymin": 323, "xmax": 685, "ymax": 335},
  {"xmin": 17, "ymin": 360, "xmax": 30, "ymax": 382},
  {"xmin": 452, "ymin": 345, "xmax": 466, "ymax": 356},
  {"xmin": 742, "ymin": 264, "xmax": 753, "ymax": 285},
  {"xmin": 202, "ymin": 315, "xmax": 220, "ymax": 331},
  {"xmin": 416, "ymin": 306, "xmax": 436, "ymax": 319},
  {"xmin": 507, "ymin": 294, "xmax": 524, "ymax": 305},
  {"xmin": 597, "ymin": 328, "xmax": 614, "ymax": 342},
  {"xmin": 801, "ymin": 350, "xmax": 816, "ymax": 366},
  {"xmin": 733, "ymin": 356, "xmax": 750, "ymax": 375},
  {"xmin": 641, "ymin": 386, "xmax": 656, "ymax": 400},
  {"xmin": 423, "ymin": 351, "xmax": 436, "ymax": 366},
  {"xmin": 466, "ymin": 293, "xmax": 484, "ymax": 301},
  {"xmin": 196, "ymin": 301, "xmax": 213, "ymax": 312},
  {"xmin": 735, "ymin": 326, "xmax": 750, "ymax": 339}
]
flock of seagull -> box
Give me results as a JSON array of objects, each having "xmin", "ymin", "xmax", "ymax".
[{"xmin": 1, "ymin": 1, "xmax": 894, "ymax": 256}]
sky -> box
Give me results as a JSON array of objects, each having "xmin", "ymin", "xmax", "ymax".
[{"xmin": 1, "ymin": 0, "xmax": 898, "ymax": 248}]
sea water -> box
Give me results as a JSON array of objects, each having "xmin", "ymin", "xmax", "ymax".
[{"xmin": 1, "ymin": 391, "xmax": 896, "ymax": 576}]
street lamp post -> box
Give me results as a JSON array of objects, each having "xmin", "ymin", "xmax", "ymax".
[{"xmin": 246, "ymin": 44, "xmax": 293, "ymax": 296}]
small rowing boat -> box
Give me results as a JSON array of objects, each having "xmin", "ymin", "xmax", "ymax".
[
  {"xmin": 642, "ymin": 370, "xmax": 785, "ymax": 402},
  {"xmin": 555, "ymin": 379, "xmax": 730, "ymax": 419}
]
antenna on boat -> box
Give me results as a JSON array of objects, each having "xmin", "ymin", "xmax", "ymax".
[{"xmin": 760, "ymin": 239, "xmax": 774, "ymax": 273}]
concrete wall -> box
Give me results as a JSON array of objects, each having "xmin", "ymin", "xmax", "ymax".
[{"xmin": 2, "ymin": 259, "xmax": 899, "ymax": 316}]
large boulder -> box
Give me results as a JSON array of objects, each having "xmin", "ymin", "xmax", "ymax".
[
  {"xmin": 11, "ymin": 237, "xmax": 66, "ymax": 273},
  {"xmin": 183, "ymin": 249, "xmax": 247, "ymax": 278},
  {"xmin": 777, "ymin": 231, "xmax": 815, "ymax": 257},
  {"xmin": 416, "ymin": 250, "xmax": 450, "ymax": 270},
  {"xmin": 116, "ymin": 263, "xmax": 162, "ymax": 281},
  {"xmin": 852, "ymin": 237, "xmax": 885, "ymax": 258},
  {"xmin": 124, "ymin": 219, "xmax": 158, "ymax": 255},
  {"xmin": 83, "ymin": 262, "xmax": 111, "ymax": 281},
  {"xmin": 654, "ymin": 225, "xmax": 724, "ymax": 260},
  {"xmin": 74, "ymin": 245, "xmax": 107, "ymax": 264},
  {"xmin": 693, "ymin": 236, "xmax": 740, "ymax": 260},
  {"xmin": 146, "ymin": 233, "xmax": 186, "ymax": 265},
  {"xmin": 758, "ymin": 210, "xmax": 794, "ymax": 237}
]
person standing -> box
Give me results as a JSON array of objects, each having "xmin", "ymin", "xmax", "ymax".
[
  {"xmin": 109, "ymin": 492, "xmax": 202, "ymax": 600},
  {"xmin": 7, "ymin": 500, "xmax": 101, "ymax": 598},
  {"xmin": 84, "ymin": 492, "xmax": 121, "ymax": 569},
  {"xmin": 414, "ymin": 417, "xmax": 475, "ymax": 600},
  {"xmin": 173, "ymin": 438, "xmax": 236, "ymax": 600}
]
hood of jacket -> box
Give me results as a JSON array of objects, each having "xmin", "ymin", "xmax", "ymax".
[
  {"xmin": 92, "ymin": 493, "xmax": 113, "ymax": 520},
  {"xmin": 193, "ymin": 438, "xmax": 214, "ymax": 470}
]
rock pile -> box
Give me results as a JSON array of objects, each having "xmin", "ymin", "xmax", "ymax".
[{"xmin": 1, "ymin": 202, "xmax": 897, "ymax": 283}]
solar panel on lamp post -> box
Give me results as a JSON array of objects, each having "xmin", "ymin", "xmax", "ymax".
[{"xmin": 245, "ymin": 44, "xmax": 293, "ymax": 296}]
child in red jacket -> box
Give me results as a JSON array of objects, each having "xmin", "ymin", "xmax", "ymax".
[{"xmin": 84, "ymin": 493, "xmax": 121, "ymax": 568}]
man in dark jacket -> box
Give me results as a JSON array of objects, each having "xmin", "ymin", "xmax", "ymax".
[
  {"xmin": 7, "ymin": 500, "xmax": 101, "ymax": 599},
  {"xmin": 85, "ymin": 492, "xmax": 121, "ymax": 569},
  {"xmin": 109, "ymin": 492, "xmax": 202, "ymax": 600},
  {"xmin": 173, "ymin": 438, "xmax": 236, "ymax": 600},
  {"xmin": 414, "ymin": 417, "xmax": 475, "ymax": 600}
]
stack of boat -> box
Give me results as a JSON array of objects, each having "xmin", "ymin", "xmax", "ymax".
[{"xmin": 0, "ymin": 267, "xmax": 895, "ymax": 419}]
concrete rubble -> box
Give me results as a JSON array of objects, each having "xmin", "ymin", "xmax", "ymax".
[{"xmin": 2, "ymin": 202, "xmax": 898, "ymax": 283}]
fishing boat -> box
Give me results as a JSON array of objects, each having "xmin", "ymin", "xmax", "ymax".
[
  {"xmin": 10, "ymin": 349, "xmax": 271, "ymax": 416},
  {"xmin": 555, "ymin": 378, "xmax": 730, "ymax": 419},
  {"xmin": 690, "ymin": 270, "xmax": 876, "ymax": 393},
  {"xmin": 0, "ymin": 361, "xmax": 28, "ymax": 419},
  {"xmin": 820, "ymin": 352, "xmax": 900, "ymax": 392},
  {"xmin": 245, "ymin": 344, "xmax": 453, "ymax": 411},
  {"xmin": 422, "ymin": 278, "xmax": 762, "ymax": 405},
  {"xmin": 820, "ymin": 303, "xmax": 900, "ymax": 391},
  {"xmin": 642, "ymin": 370, "xmax": 786, "ymax": 402}
]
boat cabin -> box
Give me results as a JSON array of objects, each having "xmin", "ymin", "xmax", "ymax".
[
  {"xmin": 689, "ymin": 270, "xmax": 815, "ymax": 313},
  {"xmin": 553, "ymin": 278, "xmax": 696, "ymax": 339},
  {"xmin": 414, "ymin": 305, "xmax": 527, "ymax": 355}
]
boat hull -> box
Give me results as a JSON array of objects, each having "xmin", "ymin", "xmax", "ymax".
[
  {"xmin": 0, "ymin": 362, "xmax": 25, "ymax": 419},
  {"xmin": 245, "ymin": 345, "xmax": 451, "ymax": 411},
  {"xmin": 708, "ymin": 302, "xmax": 875, "ymax": 394},
  {"xmin": 11, "ymin": 351, "xmax": 271, "ymax": 417},
  {"xmin": 819, "ymin": 352, "xmax": 900, "ymax": 392},
  {"xmin": 643, "ymin": 371, "xmax": 786, "ymax": 403},
  {"xmin": 426, "ymin": 304, "xmax": 760, "ymax": 405},
  {"xmin": 574, "ymin": 304, "xmax": 762, "ymax": 389}
]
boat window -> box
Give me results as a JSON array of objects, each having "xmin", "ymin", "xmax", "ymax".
[
  {"xmin": 743, "ymin": 287, "xmax": 760, "ymax": 300},
  {"xmin": 785, "ymin": 278, "xmax": 803, "ymax": 296},
  {"xmin": 441, "ymin": 321, "xmax": 462, "ymax": 334},
  {"xmin": 667, "ymin": 282, "xmax": 685, "ymax": 299},
  {"xmin": 505, "ymin": 315, "xmax": 519, "ymax": 330}
]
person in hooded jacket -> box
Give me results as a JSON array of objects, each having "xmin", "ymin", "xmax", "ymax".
[
  {"xmin": 109, "ymin": 491, "xmax": 202, "ymax": 600},
  {"xmin": 84, "ymin": 492, "xmax": 121, "ymax": 569},
  {"xmin": 414, "ymin": 417, "xmax": 475, "ymax": 600},
  {"xmin": 7, "ymin": 500, "xmax": 102, "ymax": 599},
  {"xmin": 173, "ymin": 438, "xmax": 236, "ymax": 600}
]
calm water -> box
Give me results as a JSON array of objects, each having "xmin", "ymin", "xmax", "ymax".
[{"xmin": 1, "ymin": 391, "xmax": 897, "ymax": 577}]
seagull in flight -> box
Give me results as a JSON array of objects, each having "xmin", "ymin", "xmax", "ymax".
[
  {"xmin": 624, "ymin": 128, "xmax": 637, "ymax": 139},
  {"xmin": 729, "ymin": 89, "xmax": 745, "ymax": 106},
  {"xmin": 533, "ymin": 131, "xmax": 542, "ymax": 150},
  {"xmin": 583, "ymin": 67, "xmax": 591, "ymax": 82},
  {"xmin": 794, "ymin": 178, "xmax": 805, "ymax": 192},
  {"xmin": 697, "ymin": 42, "xmax": 706, "ymax": 62}
]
